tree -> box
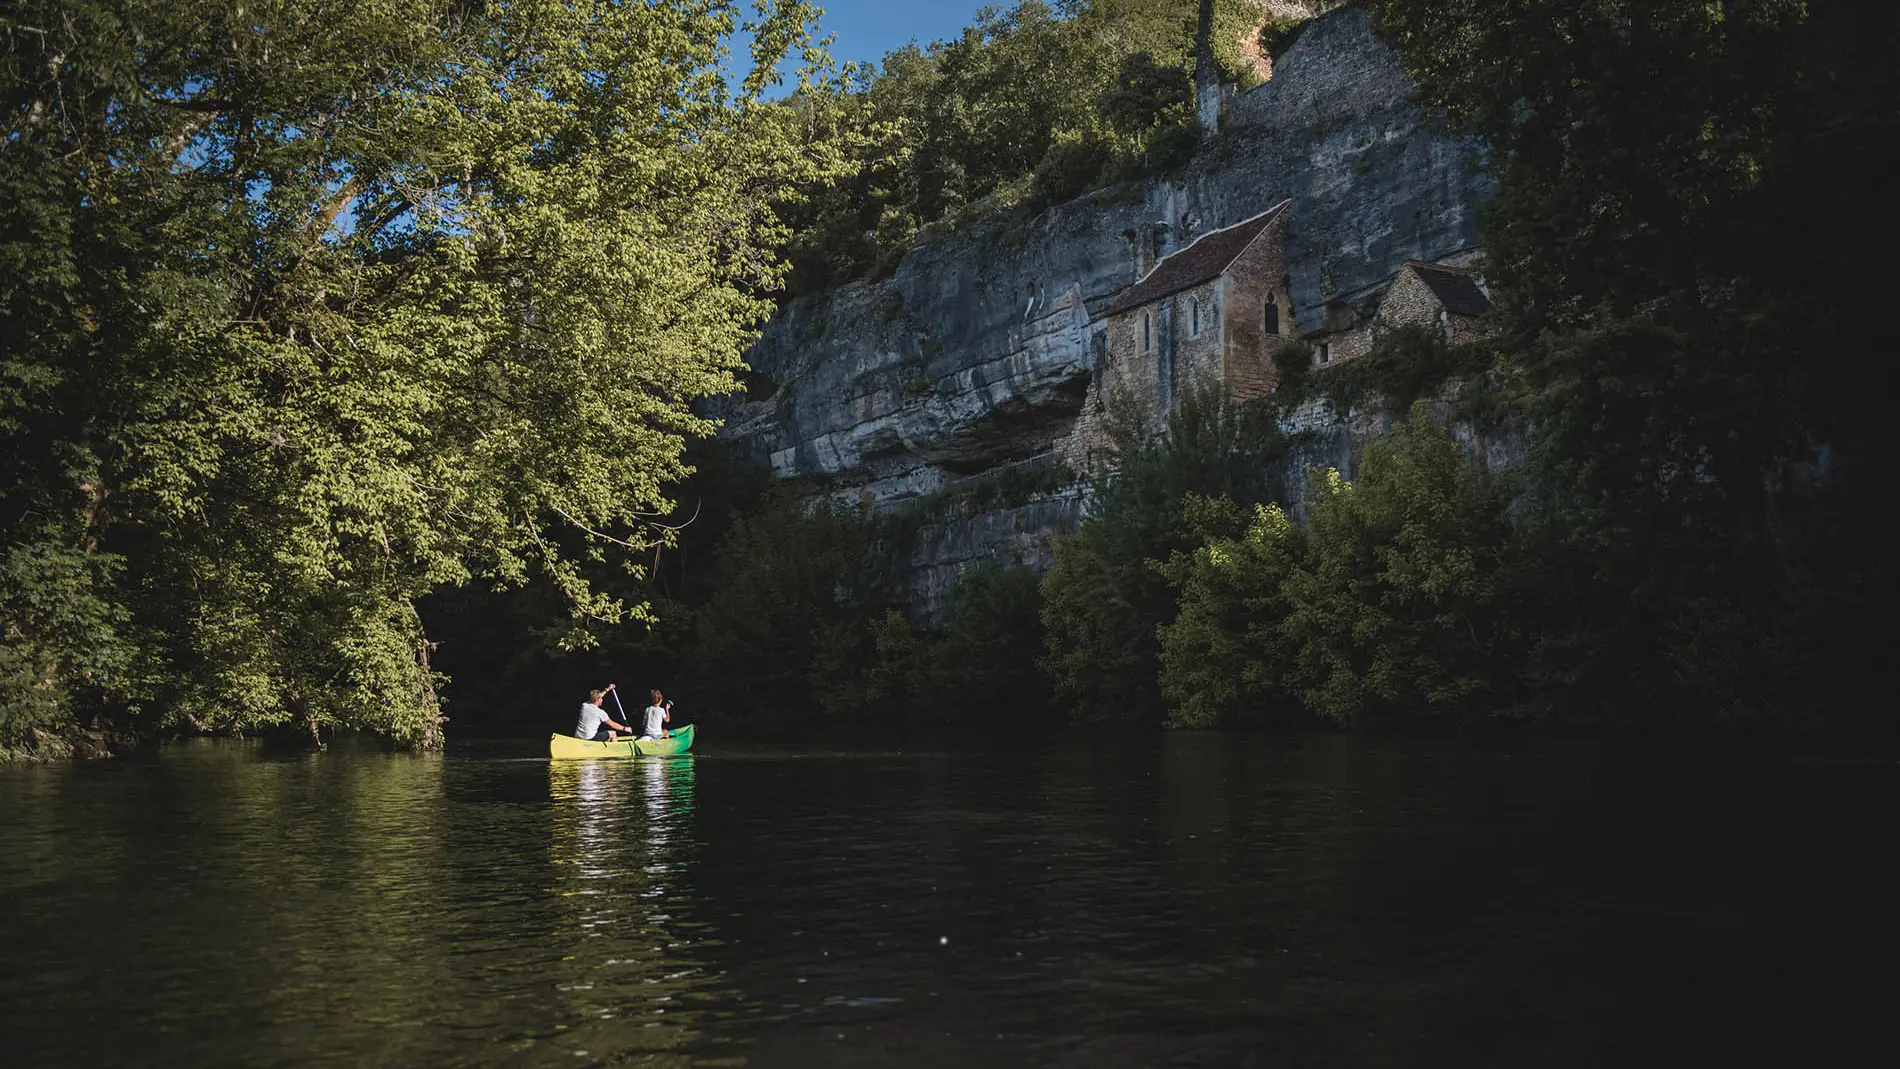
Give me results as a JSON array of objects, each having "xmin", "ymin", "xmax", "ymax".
[
  {"xmin": 925, "ymin": 557, "xmax": 1051, "ymax": 724},
  {"xmin": 779, "ymin": 0, "xmax": 1275, "ymax": 293},
  {"xmin": 1041, "ymin": 382, "xmax": 1287, "ymax": 725},
  {"xmin": 1156, "ymin": 495, "xmax": 1305, "ymax": 729},
  {"xmin": 0, "ymin": 0, "xmax": 841, "ymax": 749},
  {"xmin": 686, "ymin": 495, "xmax": 902, "ymax": 725},
  {"xmin": 1279, "ymin": 408, "xmax": 1514, "ymax": 730},
  {"xmin": 1362, "ymin": 0, "xmax": 1900, "ymax": 729},
  {"xmin": 1100, "ymin": 51, "xmax": 1192, "ymax": 138}
]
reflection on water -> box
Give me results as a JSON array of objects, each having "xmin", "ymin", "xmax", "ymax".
[
  {"xmin": 1, "ymin": 737, "xmax": 1895, "ymax": 1066},
  {"xmin": 0, "ymin": 745, "xmax": 738, "ymax": 1067},
  {"xmin": 543, "ymin": 756, "xmax": 729, "ymax": 1062}
]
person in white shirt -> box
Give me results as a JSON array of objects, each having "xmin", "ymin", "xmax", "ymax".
[
  {"xmin": 575, "ymin": 685, "xmax": 632, "ymax": 741},
  {"xmin": 639, "ymin": 688, "xmax": 672, "ymax": 741}
]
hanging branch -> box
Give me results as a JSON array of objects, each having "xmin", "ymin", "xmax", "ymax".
[{"xmin": 549, "ymin": 504, "xmax": 662, "ymax": 552}]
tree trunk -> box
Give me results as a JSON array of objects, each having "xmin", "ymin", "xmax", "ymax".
[{"xmin": 416, "ymin": 624, "xmax": 445, "ymax": 752}]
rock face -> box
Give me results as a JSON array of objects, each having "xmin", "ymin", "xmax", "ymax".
[{"xmin": 718, "ymin": 6, "xmax": 1493, "ymax": 618}]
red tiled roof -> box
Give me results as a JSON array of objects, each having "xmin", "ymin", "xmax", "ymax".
[
  {"xmin": 1405, "ymin": 260, "xmax": 1494, "ymax": 318},
  {"xmin": 1102, "ymin": 201, "xmax": 1289, "ymax": 319}
]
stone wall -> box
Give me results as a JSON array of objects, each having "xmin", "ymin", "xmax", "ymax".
[
  {"xmin": 715, "ymin": 3, "xmax": 1493, "ymax": 620},
  {"xmin": 1219, "ymin": 227, "xmax": 1292, "ymax": 402},
  {"xmin": 1083, "ymin": 275, "xmax": 1225, "ymax": 461},
  {"xmin": 1375, "ymin": 265, "xmax": 1490, "ymax": 344}
]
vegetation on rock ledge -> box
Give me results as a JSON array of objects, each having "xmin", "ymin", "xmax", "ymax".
[{"xmin": 780, "ymin": 0, "xmax": 1274, "ymax": 295}]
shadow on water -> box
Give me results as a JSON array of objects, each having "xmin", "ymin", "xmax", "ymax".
[{"xmin": 2, "ymin": 735, "xmax": 1896, "ymax": 1066}]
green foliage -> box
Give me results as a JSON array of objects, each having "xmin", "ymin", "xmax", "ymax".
[
  {"xmin": 1101, "ymin": 52, "xmax": 1193, "ymax": 137},
  {"xmin": 605, "ymin": 494, "xmax": 1055, "ymax": 734},
  {"xmin": 1363, "ymin": 0, "xmax": 1899, "ymax": 730},
  {"xmin": 1253, "ymin": 2, "xmax": 1346, "ymax": 60},
  {"xmin": 1269, "ymin": 340, "xmax": 1315, "ymax": 400},
  {"xmin": 1280, "ymin": 410, "xmax": 1515, "ymax": 729},
  {"xmin": 1030, "ymin": 128, "xmax": 1118, "ymax": 212},
  {"xmin": 1156, "ymin": 496, "xmax": 1303, "ymax": 729},
  {"xmin": 0, "ymin": 0, "xmax": 839, "ymax": 748},
  {"xmin": 1, "ymin": 537, "xmax": 137, "ymax": 750},
  {"xmin": 915, "ymin": 457, "xmax": 1075, "ymax": 521},
  {"xmin": 1314, "ymin": 325, "xmax": 1488, "ymax": 413},
  {"xmin": 1158, "ymin": 410, "xmax": 1514, "ymax": 732},
  {"xmin": 1041, "ymin": 382, "xmax": 1289, "ymax": 725},
  {"xmin": 921, "ymin": 558, "xmax": 1050, "ymax": 722},
  {"xmin": 1365, "ymin": 0, "xmax": 1807, "ymax": 327},
  {"xmin": 686, "ymin": 494, "xmax": 905, "ymax": 724},
  {"xmin": 1257, "ymin": 14, "xmax": 1310, "ymax": 59},
  {"xmin": 782, "ymin": 0, "xmax": 1266, "ymax": 293}
]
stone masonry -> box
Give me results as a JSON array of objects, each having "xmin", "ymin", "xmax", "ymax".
[{"xmin": 1065, "ymin": 203, "xmax": 1296, "ymax": 470}]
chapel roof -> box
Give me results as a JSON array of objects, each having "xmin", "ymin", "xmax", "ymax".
[
  {"xmin": 1404, "ymin": 260, "xmax": 1494, "ymax": 318},
  {"xmin": 1102, "ymin": 201, "xmax": 1290, "ymax": 319}
]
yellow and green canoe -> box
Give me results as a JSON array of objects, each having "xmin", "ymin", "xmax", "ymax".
[{"xmin": 548, "ymin": 724, "xmax": 695, "ymax": 760}]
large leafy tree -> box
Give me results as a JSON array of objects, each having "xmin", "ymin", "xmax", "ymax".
[
  {"xmin": 1364, "ymin": 0, "xmax": 1900, "ymax": 726},
  {"xmin": 1158, "ymin": 411, "xmax": 1515, "ymax": 733},
  {"xmin": 1279, "ymin": 411, "xmax": 1516, "ymax": 730},
  {"xmin": 0, "ymin": 0, "xmax": 840, "ymax": 750}
]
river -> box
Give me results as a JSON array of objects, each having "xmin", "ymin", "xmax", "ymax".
[{"xmin": 1, "ymin": 735, "xmax": 1892, "ymax": 1066}]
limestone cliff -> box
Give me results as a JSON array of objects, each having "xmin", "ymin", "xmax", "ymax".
[{"xmin": 717, "ymin": 6, "xmax": 1492, "ymax": 616}]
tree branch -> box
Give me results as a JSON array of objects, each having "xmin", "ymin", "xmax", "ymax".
[
  {"xmin": 549, "ymin": 504, "xmax": 662, "ymax": 551},
  {"xmin": 306, "ymin": 175, "xmax": 364, "ymax": 248}
]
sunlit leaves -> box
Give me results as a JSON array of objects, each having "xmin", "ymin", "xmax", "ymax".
[{"xmin": 0, "ymin": 1, "xmax": 841, "ymax": 745}]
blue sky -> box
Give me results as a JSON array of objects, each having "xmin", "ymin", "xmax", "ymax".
[
  {"xmin": 733, "ymin": 1, "xmax": 994, "ymax": 91},
  {"xmin": 810, "ymin": 1, "xmax": 993, "ymax": 68}
]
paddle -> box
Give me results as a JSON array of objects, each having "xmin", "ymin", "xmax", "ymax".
[{"xmin": 609, "ymin": 686, "xmax": 634, "ymax": 746}]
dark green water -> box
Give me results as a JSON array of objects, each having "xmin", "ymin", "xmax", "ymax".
[{"xmin": 1, "ymin": 736, "xmax": 1893, "ymax": 1067}]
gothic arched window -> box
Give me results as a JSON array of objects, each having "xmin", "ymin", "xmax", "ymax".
[{"xmin": 1264, "ymin": 292, "xmax": 1280, "ymax": 336}]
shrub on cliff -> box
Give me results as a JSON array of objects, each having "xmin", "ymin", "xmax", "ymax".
[{"xmin": 1314, "ymin": 326, "xmax": 1487, "ymax": 414}]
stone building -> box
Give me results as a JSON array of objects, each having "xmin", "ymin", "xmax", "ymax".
[
  {"xmin": 1060, "ymin": 216, "xmax": 1496, "ymax": 474},
  {"xmin": 1303, "ymin": 257, "xmax": 1494, "ymax": 369},
  {"xmin": 1064, "ymin": 201, "xmax": 1294, "ymax": 467}
]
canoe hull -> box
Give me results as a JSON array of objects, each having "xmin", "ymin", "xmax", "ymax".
[{"xmin": 548, "ymin": 724, "xmax": 695, "ymax": 760}]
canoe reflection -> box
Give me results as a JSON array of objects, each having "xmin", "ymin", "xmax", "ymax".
[{"xmin": 545, "ymin": 757, "xmax": 730, "ymax": 1058}]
